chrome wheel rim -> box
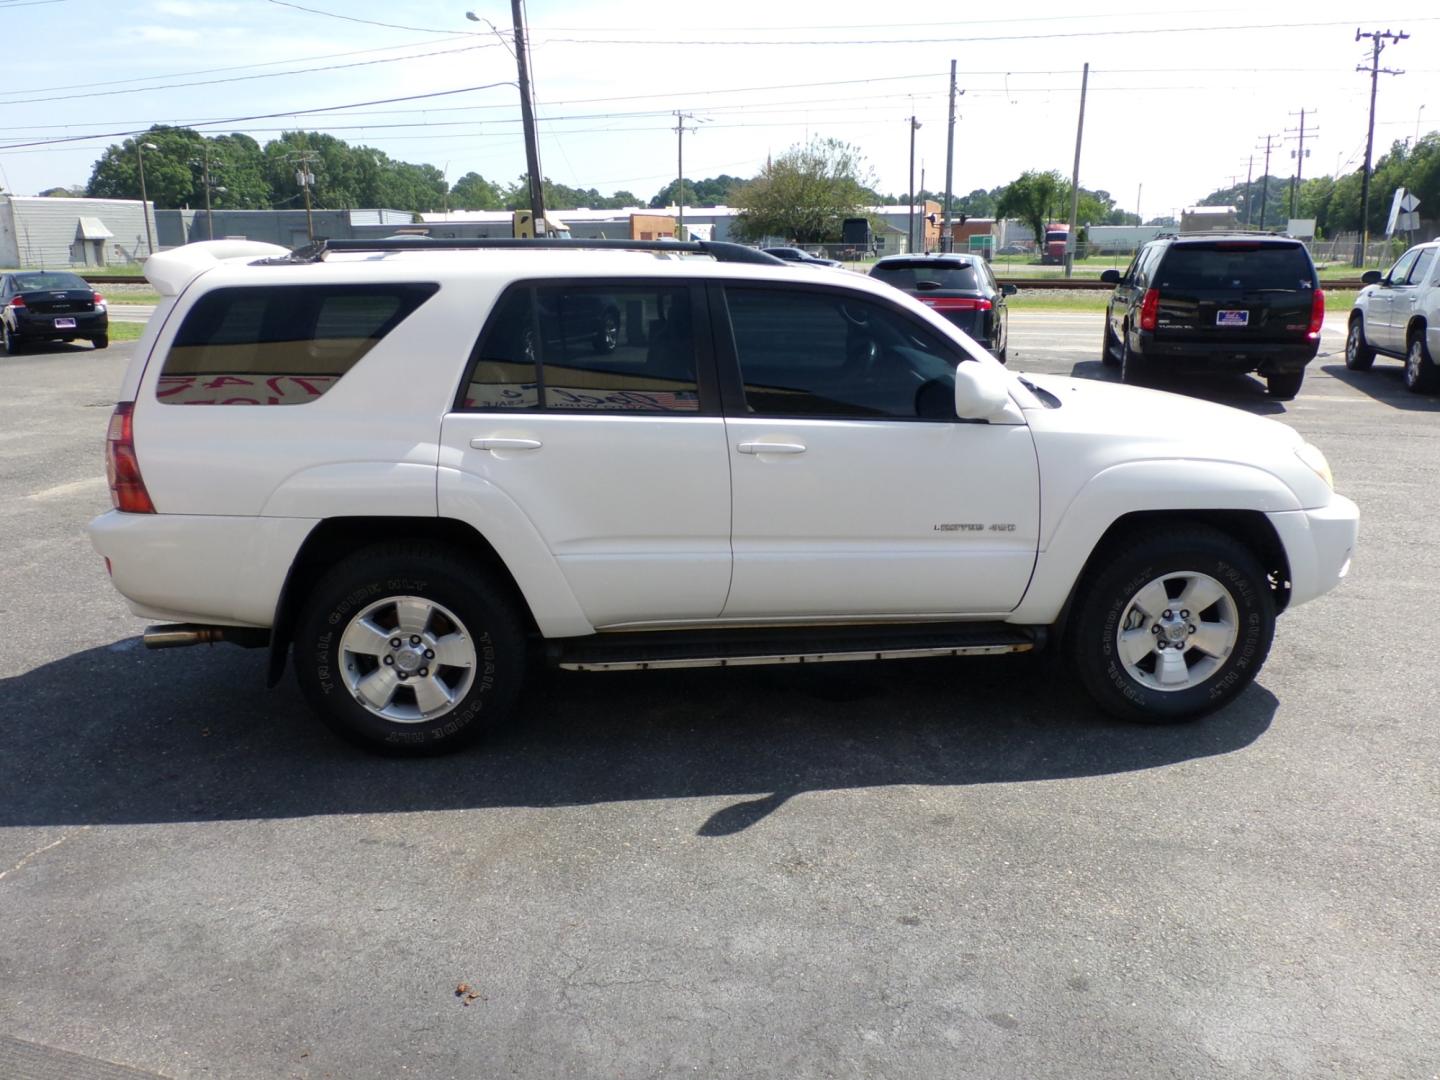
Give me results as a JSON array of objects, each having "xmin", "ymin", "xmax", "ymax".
[
  {"xmin": 1347, "ymin": 323, "xmax": 1361, "ymax": 363},
  {"xmin": 1115, "ymin": 571, "xmax": 1239, "ymax": 693},
  {"xmin": 339, "ymin": 595, "xmax": 477, "ymax": 723},
  {"xmin": 1407, "ymin": 340, "xmax": 1422, "ymax": 385}
]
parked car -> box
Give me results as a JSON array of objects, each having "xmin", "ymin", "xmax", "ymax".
[
  {"xmin": 869, "ymin": 253, "xmax": 1015, "ymax": 362},
  {"xmin": 1099, "ymin": 235, "xmax": 1323, "ymax": 399},
  {"xmin": 1344, "ymin": 239, "xmax": 1440, "ymax": 393},
  {"xmin": 762, "ymin": 246, "xmax": 843, "ymax": 268},
  {"xmin": 89, "ymin": 237, "xmax": 1357, "ymax": 755},
  {"xmin": 1, "ymin": 270, "xmax": 109, "ymax": 354}
]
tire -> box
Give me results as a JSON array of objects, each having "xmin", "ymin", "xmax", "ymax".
[
  {"xmin": 292, "ymin": 544, "xmax": 527, "ymax": 756},
  {"xmin": 92, "ymin": 334, "xmax": 109, "ymax": 350},
  {"xmin": 1120, "ymin": 330, "xmax": 1147, "ymax": 385},
  {"xmin": 1403, "ymin": 330, "xmax": 1439, "ymax": 394},
  {"xmin": 1069, "ymin": 526, "xmax": 1276, "ymax": 724},
  {"xmin": 994, "ymin": 345, "xmax": 1008, "ymax": 365},
  {"xmin": 1266, "ymin": 370, "xmax": 1304, "ymax": 400},
  {"xmin": 1344, "ymin": 317, "xmax": 1375, "ymax": 371},
  {"xmin": 592, "ymin": 309, "xmax": 619, "ymax": 354},
  {"xmin": 2, "ymin": 321, "xmax": 21, "ymax": 356},
  {"xmin": 1101, "ymin": 320, "xmax": 1121, "ymax": 368}
]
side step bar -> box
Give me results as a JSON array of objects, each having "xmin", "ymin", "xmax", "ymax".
[{"xmin": 549, "ymin": 623, "xmax": 1041, "ymax": 673}]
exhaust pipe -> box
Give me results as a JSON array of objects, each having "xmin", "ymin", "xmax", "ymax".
[{"xmin": 143, "ymin": 624, "xmax": 269, "ymax": 650}]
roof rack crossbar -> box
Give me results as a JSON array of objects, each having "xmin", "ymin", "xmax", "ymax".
[{"xmin": 257, "ymin": 237, "xmax": 786, "ymax": 266}]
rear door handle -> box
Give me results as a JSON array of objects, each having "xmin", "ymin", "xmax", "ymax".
[
  {"xmin": 471, "ymin": 437, "xmax": 542, "ymax": 451},
  {"xmin": 737, "ymin": 441, "xmax": 806, "ymax": 455}
]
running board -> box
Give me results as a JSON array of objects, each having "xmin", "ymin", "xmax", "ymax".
[{"xmin": 549, "ymin": 623, "xmax": 1040, "ymax": 672}]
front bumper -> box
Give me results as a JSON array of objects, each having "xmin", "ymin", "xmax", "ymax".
[
  {"xmin": 1136, "ymin": 330, "xmax": 1320, "ymax": 374},
  {"xmin": 1266, "ymin": 494, "xmax": 1359, "ymax": 609}
]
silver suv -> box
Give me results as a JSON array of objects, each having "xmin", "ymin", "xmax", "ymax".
[{"xmin": 1345, "ymin": 239, "xmax": 1440, "ymax": 393}]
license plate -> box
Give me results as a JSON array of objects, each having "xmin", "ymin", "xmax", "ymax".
[
  {"xmin": 54, "ymin": 317, "xmax": 77, "ymax": 329},
  {"xmin": 1216, "ymin": 310, "xmax": 1249, "ymax": 327}
]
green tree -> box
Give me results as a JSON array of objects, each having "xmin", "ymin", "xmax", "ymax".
[
  {"xmin": 449, "ymin": 172, "xmax": 504, "ymax": 210},
  {"xmin": 730, "ymin": 139, "xmax": 873, "ymax": 243},
  {"xmin": 994, "ymin": 170, "xmax": 1066, "ymax": 250}
]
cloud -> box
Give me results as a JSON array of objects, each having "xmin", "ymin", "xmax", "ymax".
[{"xmin": 151, "ymin": 0, "xmax": 243, "ymax": 17}]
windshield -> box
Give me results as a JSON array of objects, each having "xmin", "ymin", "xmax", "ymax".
[
  {"xmin": 871, "ymin": 263, "xmax": 979, "ymax": 290},
  {"xmin": 15, "ymin": 272, "xmax": 90, "ymax": 291},
  {"xmin": 1157, "ymin": 244, "xmax": 1314, "ymax": 292},
  {"xmin": 1045, "ymin": 231, "xmax": 1068, "ymax": 242}
]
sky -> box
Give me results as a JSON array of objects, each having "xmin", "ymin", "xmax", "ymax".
[{"xmin": 0, "ymin": 0, "xmax": 1436, "ymax": 218}]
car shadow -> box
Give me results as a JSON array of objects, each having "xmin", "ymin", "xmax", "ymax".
[
  {"xmin": 1320, "ymin": 362, "xmax": 1440, "ymax": 411},
  {"xmin": 1066, "ymin": 360, "xmax": 1289, "ymax": 416},
  {"xmin": 1, "ymin": 640, "xmax": 1276, "ymax": 835}
]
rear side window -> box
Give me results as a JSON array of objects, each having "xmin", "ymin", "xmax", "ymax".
[
  {"xmin": 158, "ymin": 283, "xmax": 437, "ymax": 405},
  {"xmin": 1156, "ymin": 244, "xmax": 1314, "ymax": 292},
  {"xmin": 461, "ymin": 284, "xmax": 700, "ymax": 413},
  {"xmin": 1406, "ymin": 248, "xmax": 1435, "ymax": 286},
  {"xmin": 871, "ymin": 263, "xmax": 979, "ymax": 290}
]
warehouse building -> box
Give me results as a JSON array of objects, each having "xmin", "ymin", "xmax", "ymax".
[{"xmin": 0, "ymin": 195, "xmax": 154, "ymax": 268}]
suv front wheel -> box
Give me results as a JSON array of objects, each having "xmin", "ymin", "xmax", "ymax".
[
  {"xmin": 293, "ymin": 544, "xmax": 526, "ymax": 755},
  {"xmin": 1070, "ymin": 526, "xmax": 1276, "ymax": 723},
  {"xmin": 1345, "ymin": 317, "xmax": 1375, "ymax": 371}
]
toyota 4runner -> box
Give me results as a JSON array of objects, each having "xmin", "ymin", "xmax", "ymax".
[{"xmin": 90, "ymin": 238, "xmax": 1359, "ymax": 754}]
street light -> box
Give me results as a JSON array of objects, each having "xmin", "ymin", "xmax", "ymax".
[
  {"xmin": 908, "ymin": 116, "xmax": 922, "ymax": 253},
  {"xmin": 468, "ymin": 4, "xmax": 545, "ymax": 237},
  {"xmin": 136, "ymin": 141, "xmax": 159, "ymax": 257}
]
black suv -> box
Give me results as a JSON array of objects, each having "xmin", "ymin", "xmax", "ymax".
[
  {"xmin": 1, "ymin": 270, "xmax": 110, "ymax": 354},
  {"xmin": 1099, "ymin": 235, "xmax": 1323, "ymax": 399},
  {"xmin": 869, "ymin": 253, "xmax": 1015, "ymax": 362}
]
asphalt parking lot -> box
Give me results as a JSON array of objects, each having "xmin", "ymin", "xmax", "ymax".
[{"xmin": 2, "ymin": 312, "xmax": 1437, "ymax": 1080}]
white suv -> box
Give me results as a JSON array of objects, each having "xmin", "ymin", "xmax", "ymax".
[
  {"xmin": 90, "ymin": 238, "xmax": 1359, "ymax": 754},
  {"xmin": 1345, "ymin": 238, "xmax": 1440, "ymax": 393}
]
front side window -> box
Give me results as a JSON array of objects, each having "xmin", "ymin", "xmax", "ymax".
[
  {"xmin": 725, "ymin": 287, "xmax": 961, "ymax": 420},
  {"xmin": 158, "ymin": 283, "xmax": 437, "ymax": 405},
  {"xmin": 462, "ymin": 284, "xmax": 700, "ymax": 413},
  {"xmin": 1386, "ymin": 249, "xmax": 1420, "ymax": 285}
]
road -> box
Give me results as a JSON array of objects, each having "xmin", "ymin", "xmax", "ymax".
[{"xmin": 1, "ymin": 312, "xmax": 1436, "ymax": 1080}]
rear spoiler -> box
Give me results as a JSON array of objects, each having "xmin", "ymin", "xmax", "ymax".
[{"xmin": 144, "ymin": 240, "xmax": 291, "ymax": 296}]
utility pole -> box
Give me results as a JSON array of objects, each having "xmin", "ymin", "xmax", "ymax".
[
  {"xmin": 1136, "ymin": 182, "xmax": 1142, "ymax": 226},
  {"xmin": 1285, "ymin": 109, "xmax": 1317, "ymax": 220},
  {"xmin": 907, "ymin": 115, "xmax": 921, "ymax": 253},
  {"xmin": 673, "ymin": 112, "xmax": 697, "ymax": 240},
  {"xmin": 202, "ymin": 144, "xmax": 215, "ymax": 241},
  {"xmin": 513, "ymin": 0, "xmax": 545, "ymax": 236},
  {"xmin": 135, "ymin": 140, "xmax": 158, "ymax": 257},
  {"xmin": 1255, "ymin": 134, "xmax": 1279, "ymax": 231},
  {"xmin": 289, "ymin": 148, "xmax": 319, "ymax": 244},
  {"xmin": 941, "ymin": 61, "xmax": 962, "ymax": 253},
  {"xmin": 1355, "ymin": 27, "xmax": 1407, "ymax": 266},
  {"xmin": 1243, "ymin": 155, "xmax": 1254, "ymax": 226},
  {"xmin": 1064, "ymin": 62, "xmax": 1089, "ymax": 277}
]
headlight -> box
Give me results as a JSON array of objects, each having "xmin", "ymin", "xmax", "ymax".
[{"xmin": 1295, "ymin": 442, "xmax": 1334, "ymax": 490}]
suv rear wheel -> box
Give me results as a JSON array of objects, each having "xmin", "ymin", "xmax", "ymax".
[
  {"xmin": 1404, "ymin": 329, "xmax": 1438, "ymax": 394},
  {"xmin": 1120, "ymin": 331, "xmax": 1147, "ymax": 385},
  {"xmin": 1266, "ymin": 370, "xmax": 1304, "ymax": 400},
  {"xmin": 1345, "ymin": 317, "xmax": 1376, "ymax": 371},
  {"xmin": 293, "ymin": 544, "xmax": 526, "ymax": 755},
  {"xmin": 1070, "ymin": 526, "xmax": 1276, "ymax": 723},
  {"xmin": 1101, "ymin": 321, "xmax": 1121, "ymax": 368}
]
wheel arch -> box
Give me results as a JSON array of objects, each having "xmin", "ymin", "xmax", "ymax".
[
  {"xmin": 266, "ymin": 515, "xmax": 539, "ymax": 687},
  {"xmin": 1406, "ymin": 315, "xmax": 1427, "ymax": 345}
]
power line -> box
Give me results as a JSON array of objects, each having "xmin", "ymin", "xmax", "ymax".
[{"xmin": 264, "ymin": 0, "xmax": 482, "ymax": 35}]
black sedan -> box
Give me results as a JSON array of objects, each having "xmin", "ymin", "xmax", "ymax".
[
  {"xmin": 869, "ymin": 254, "xmax": 1014, "ymax": 362},
  {"xmin": 762, "ymin": 246, "xmax": 844, "ymax": 269},
  {"xmin": 1, "ymin": 270, "xmax": 109, "ymax": 354}
]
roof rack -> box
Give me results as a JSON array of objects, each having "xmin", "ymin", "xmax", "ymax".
[{"xmin": 254, "ymin": 237, "xmax": 787, "ymax": 266}]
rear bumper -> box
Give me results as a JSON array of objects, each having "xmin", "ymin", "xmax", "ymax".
[
  {"xmin": 13, "ymin": 310, "xmax": 108, "ymax": 339},
  {"xmin": 88, "ymin": 510, "xmax": 316, "ymax": 627},
  {"xmin": 1266, "ymin": 495, "xmax": 1359, "ymax": 610},
  {"xmin": 1136, "ymin": 330, "xmax": 1319, "ymax": 373}
]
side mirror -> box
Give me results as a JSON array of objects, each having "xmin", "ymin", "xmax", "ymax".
[
  {"xmin": 1000, "ymin": 283, "xmax": 1018, "ymax": 296},
  {"xmin": 1361, "ymin": 270, "xmax": 1383, "ymax": 285},
  {"xmin": 953, "ymin": 361, "xmax": 1014, "ymax": 421},
  {"xmin": 1099, "ymin": 269, "xmax": 1122, "ymax": 284}
]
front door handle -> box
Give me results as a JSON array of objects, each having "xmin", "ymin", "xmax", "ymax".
[
  {"xmin": 737, "ymin": 441, "xmax": 806, "ymax": 455},
  {"xmin": 471, "ymin": 437, "xmax": 543, "ymax": 451}
]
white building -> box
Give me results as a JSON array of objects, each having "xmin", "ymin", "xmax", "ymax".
[{"xmin": 0, "ymin": 195, "xmax": 154, "ymax": 269}]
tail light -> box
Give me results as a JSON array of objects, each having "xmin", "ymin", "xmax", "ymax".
[
  {"xmin": 105, "ymin": 402, "xmax": 155, "ymax": 514},
  {"xmin": 1308, "ymin": 289, "xmax": 1325, "ymax": 339},
  {"xmin": 1139, "ymin": 288, "xmax": 1160, "ymax": 332},
  {"xmin": 921, "ymin": 296, "xmax": 992, "ymax": 311},
  {"xmin": 93, "ymin": 292, "xmax": 107, "ymax": 309},
  {"xmin": 8, "ymin": 295, "xmax": 24, "ymax": 309}
]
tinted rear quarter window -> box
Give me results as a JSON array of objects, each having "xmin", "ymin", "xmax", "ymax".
[
  {"xmin": 159, "ymin": 283, "xmax": 437, "ymax": 405},
  {"xmin": 872, "ymin": 263, "xmax": 979, "ymax": 291},
  {"xmin": 1157, "ymin": 244, "xmax": 1314, "ymax": 292}
]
